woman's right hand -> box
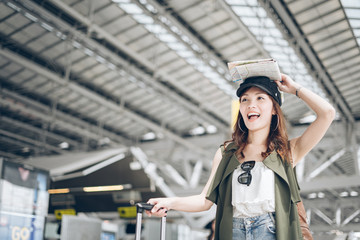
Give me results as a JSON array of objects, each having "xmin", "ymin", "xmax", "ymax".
[{"xmin": 145, "ymin": 197, "xmax": 172, "ymax": 217}]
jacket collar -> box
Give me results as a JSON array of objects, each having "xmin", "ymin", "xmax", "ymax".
[
  {"xmin": 220, "ymin": 144, "xmax": 289, "ymax": 188},
  {"xmin": 263, "ymin": 151, "xmax": 289, "ymax": 186}
]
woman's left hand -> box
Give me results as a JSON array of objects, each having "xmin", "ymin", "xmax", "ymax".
[{"xmin": 276, "ymin": 73, "xmax": 301, "ymax": 95}]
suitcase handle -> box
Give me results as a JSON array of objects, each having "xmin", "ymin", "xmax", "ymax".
[
  {"xmin": 136, "ymin": 202, "xmax": 154, "ymax": 213},
  {"xmin": 135, "ymin": 203, "xmax": 167, "ymax": 240}
]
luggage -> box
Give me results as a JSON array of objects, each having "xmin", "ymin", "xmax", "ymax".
[{"xmin": 135, "ymin": 203, "xmax": 166, "ymax": 240}]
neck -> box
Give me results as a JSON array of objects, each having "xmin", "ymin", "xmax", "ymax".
[{"xmin": 247, "ymin": 128, "xmax": 269, "ymax": 146}]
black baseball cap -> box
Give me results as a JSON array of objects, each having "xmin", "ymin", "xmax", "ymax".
[{"xmin": 236, "ymin": 76, "xmax": 282, "ymax": 106}]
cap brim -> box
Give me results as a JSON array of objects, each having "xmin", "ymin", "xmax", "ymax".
[{"xmin": 236, "ymin": 83, "xmax": 273, "ymax": 98}]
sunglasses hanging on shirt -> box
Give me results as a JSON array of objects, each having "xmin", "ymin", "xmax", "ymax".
[{"xmin": 238, "ymin": 161, "xmax": 255, "ymax": 186}]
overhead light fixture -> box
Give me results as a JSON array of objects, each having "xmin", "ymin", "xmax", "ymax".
[
  {"xmin": 339, "ymin": 191, "xmax": 349, "ymax": 197},
  {"xmin": 142, "ymin": 132, "xmax": 156, "ymax": 141},
  {"xmin": 59, "ymin": 142, "xmax": 69, "ymax": 149},
  {"xmin": 307, "ymin": 193, "xmax": 317, "ymax": 199},
  {"xmin": 48, "ymin": 188, "xmax": 70, "ymax": 194},
  {"xmin": 206, "ymin": 125, "xmax": 217, "ymax": 134},
  {"xmin": 189, "ymin": 126, "xmax": 205, "ymax": 136},
  {"xmin": 83, "ymin": 184, "xmax": 131, "ymax": 192},
  {"xmin": 350, "ymin": 191, "xmax": 359, "ymax": 197},
  {"xmin": 317, "ymin": 192, "xmax": 325, "ymax": 198}
]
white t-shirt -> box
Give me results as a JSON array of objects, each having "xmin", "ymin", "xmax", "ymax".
[{"xmin": 232, "ymin": 161, "xmax": 275, "ymax": 218}]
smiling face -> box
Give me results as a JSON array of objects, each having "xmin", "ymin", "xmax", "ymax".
[{"xmin": 239, "ymin": 87, "xmax": 275, "ymax": 132}]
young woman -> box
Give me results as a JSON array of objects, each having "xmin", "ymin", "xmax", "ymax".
[{"xmin": 146, "ymin": 74, "xmax": 335, "ymax": 240}]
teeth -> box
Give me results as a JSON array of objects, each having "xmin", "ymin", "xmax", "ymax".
[{"xmin": 248, "ymin": 113, "xmax": 260, "ymax": 119}]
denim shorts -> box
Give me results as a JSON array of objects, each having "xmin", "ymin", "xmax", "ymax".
[{"xmin": 232, "ymin": 212, "xmax": 276, "ymax": 240}]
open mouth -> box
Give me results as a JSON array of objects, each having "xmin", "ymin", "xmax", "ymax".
[{"xmin": 247, "ymin": 112, "xmax": 260, "ymax": 120}]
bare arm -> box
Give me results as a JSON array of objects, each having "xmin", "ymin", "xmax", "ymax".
[
  {"xmin": 276, "ymin": 74, "xmax": 336, "ymax": 166},
  {"xmin": 146, "ymin": 147, "xmax": 223, "ymax": 217}
]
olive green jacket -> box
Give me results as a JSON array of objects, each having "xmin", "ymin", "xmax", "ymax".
[{"xmin": 206, "ymin": 143, "xmax": 303, "ymax": 240}]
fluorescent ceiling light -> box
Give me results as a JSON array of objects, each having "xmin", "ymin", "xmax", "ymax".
[
  {"xmin": 339, "ymin": 191, "xmax": 349, "ymax": 197},
  {"xmin": 307, "ymin": 193, "xmax": 317, "ymax": 199},
  {"xmin": 317, "ymin": 192, "xmax": 325, "ymax": 198},
  {"xmin": 142, "ymin": 132, "xmax": 156, "ymax": 141},
  {"xmin": 59, "ymin": 142, "xmax": 69, "ymax": 149},
  {"xmin": 350, "ymin": 191, "xmax": 359, "ymax": 197},
  {"xmin": 206, "ymin": 125, "xmax": 217, "ymax": 134},
  {"xmin": 189, "ymin": 126, "xmax": 205, "ymax": 136},
  {"xmin": 48, "ymin": 188, "xmax": 70, "ymax": 194},
  {"xmin": 83, "ymin": 184, "xmax": 127, "ymax": 192}
]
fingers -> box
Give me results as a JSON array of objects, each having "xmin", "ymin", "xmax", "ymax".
[{"xmin": 146, "ymin": 198, "xmax": 168, "ymax": 217}]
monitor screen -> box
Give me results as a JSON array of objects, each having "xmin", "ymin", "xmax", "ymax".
[
  {"xmin": 101, "ymin": 231, "xmax": 116, "ymax": 240},
  {"xmin": 0, "ymin": 160, "xmax": 49, "ymax": 240}
]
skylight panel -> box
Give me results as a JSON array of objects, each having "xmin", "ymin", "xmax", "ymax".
[
  {"xmin": 177, "ymin": 50, "xmax": 194, "ymax": 58},
  {"xmin": 158, "ymin": 33, "xmax": 178, "ymax": 43},
  {"xmin": 268, "ymin": 28, "xmax": 283, "ymax": 38},
  {"xmin": 255, "ymin": 7, "xmax": 267, "ymax": 18},
  {"xmin": 341, "ymin": 0, "xmax": 360, "ymax": 8},
  {"xmin": 269, "ymin": 52, "xmax": 288, "ymax": 61},
  {"xmin": 112, "ymin": 0, "xmax": 130, "ymax": 3},
  {"xmin": 349, "ymin": 19, "xmax": 360, "ymax": 28},
  {"xmin": 186, "ymin": 58, "xmax": 202, "ymax": 66},
  {"xmin": 264, "ymin": 18, "xmax": 276, "ymax": 28},
  {"xmin": 217, "ymin": 67, "xmax": 225, "ymax": 74},
  {"xmin": 241, "ymin": 17, "xmax": 262, "ymax": 27},
  {"xmin": 275, "ymin": 38, "xmax": 289, "ymax": 47},
  {"xmin": 354, "ymin": 29, "xmax": 360, "ymax": 37},
  {"xmin": 344, "ymin": 9, "xmax": 360, "ymax": 19},
  {"xmin": 167, "ymin": 42, "xmax": 187, "ymax": 51},
  {"xmin": 170, "ymin": 26, "xmax": 182, "ymax": 35},
  {"xmin": 226, "ymin": 0, "xmax": 327, "ymax": 96},
  {"xmin": 204, "ymin": 72, "xmax": 220, "ymax": 79},
  {"xmin": 198, "ymin": 66, "xmax": 213, "ymax": 74},
  {"xmin": 232, "ymin": 6, "xmax": 257, "ymax": 17},
  {"xmin": 263, "ymin": 44, "xmax": 283, "ymax": 52},
  {"xmin": 144, "ymin": 3, "xmax": 157, "ymax": 14},
  {"xmin": 226, "ymin": 0, "xmax": 247, "ymax": 5},
  {"xmin": 341, "ymin": 0, "xmax": 360, "ymax": 48},
  {"xmin": 132, "ymin": 14, "xmax": 154, "ymax": 24},
  {"xmin": 115, "ymin": 0, "xmax": 235, "ymax": 98},
  {"xmin": 144, "ymin": 24, "xmax": 167, "ymax": 34},
  {"xmin": 118, "ymin": 3, "xmax": 143, "ymax": 14}
]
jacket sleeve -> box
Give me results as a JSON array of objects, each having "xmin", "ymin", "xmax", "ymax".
[{"xmin": 205, "ymin": 145, "xmax": 226, "ymax": 203}]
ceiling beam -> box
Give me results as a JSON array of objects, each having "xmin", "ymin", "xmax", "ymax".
[
  {"xmin": 0, "ymin": 47, "xmax": 211, "ymax": 158},
  {"xmin": 1, "ymin": 116, "xmax": 80, "ymax": 148},
  {"xmin": 303, "ymin": 198, "xmax": 360, "ymax": 209},
  {"xmin": 144, "ymin": 0, "xmax": 229, "ymax": 72},
  {"xmin": 0, "ymin": 129, "xmax": 64, "ymax": 154},
  {"xmin": 261, "ymin": 0, "xmax": 355, "ymax": 124},
  {"xmin": 305, "ymin": 149, "xmax": 346, "ymax": 181},
  {"xmin": 310, "ymin": 223, "xmax": 360, "ymax": 232},
  {"xmin": 299, "ymin": 175, "xmax": 360, "ymax": 192},
  {"xmin": 0, "ymin": 89, "xmax": 130, "ymax": 145},
  {"xmin": 219, "ymin": 0, "xmax": 270, "ymax": 58},
  {"xmin": 44, "ymin": 0, "xmax": 230, "ymax": 131}
]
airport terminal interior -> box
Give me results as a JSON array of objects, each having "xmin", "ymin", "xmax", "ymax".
[{"xmin": 0, "ymin": 0, "xmax": 360, "ymax": 239}]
